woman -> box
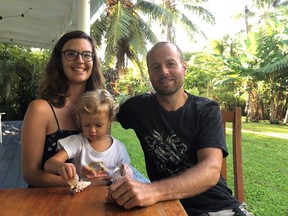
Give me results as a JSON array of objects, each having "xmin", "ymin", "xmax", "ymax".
[{"xmin": 21, "ymin": 30, "xmax": 105, "ymax": 187}]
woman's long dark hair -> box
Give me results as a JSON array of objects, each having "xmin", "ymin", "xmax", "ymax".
[{"xmin": 39, "ymin": 30, "xmax": 105, "ymax": 107}]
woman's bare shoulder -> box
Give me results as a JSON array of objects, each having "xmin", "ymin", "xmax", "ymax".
[
  {"xmin": 28, "ymin": 99, "xmax": 50, "ymax": 111},
  {"xmin": 24, "ymin": 99, "xmax": 52, "ymax": 120},
  {"xmin": 29, "ymin": 98, "xmax": 48, "ymax": 105}
]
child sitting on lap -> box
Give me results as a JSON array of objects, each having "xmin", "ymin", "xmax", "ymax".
[{"xmin": 44, "ymin": 89, "xmax": 132, "ymax": 187}]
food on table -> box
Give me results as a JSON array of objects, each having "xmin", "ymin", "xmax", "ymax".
[{"xmin": 67, "ymin": 174, "xmax": 91, "ymax": 194}]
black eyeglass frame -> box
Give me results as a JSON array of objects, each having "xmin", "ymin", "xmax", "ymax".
[{"xmin": 62, "ymin": 50, "xmax": 94, "ymax": 62}]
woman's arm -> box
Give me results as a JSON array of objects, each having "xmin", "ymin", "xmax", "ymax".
[{"xmin": 21, "ymin": 99, "xmax": 68, "ymax": 187}]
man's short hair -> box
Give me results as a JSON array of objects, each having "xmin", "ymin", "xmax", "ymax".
[{"xmin": 146, "ymin": 42, "xmax": 184, "ymax": 69}]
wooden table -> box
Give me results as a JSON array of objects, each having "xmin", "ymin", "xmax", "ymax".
[{"xmin": 0, "ymin": 185, "xmax": 187, "ymax": 215}]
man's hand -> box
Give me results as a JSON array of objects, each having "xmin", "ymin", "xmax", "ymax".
[{"xmin": 107, "ymin": 177, "xmax": 157, "ymax": 209}]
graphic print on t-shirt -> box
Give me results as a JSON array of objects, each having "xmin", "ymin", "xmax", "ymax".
[{"xmin": 145, "ymin": 129, "xmax": 192, "ymax": 176}]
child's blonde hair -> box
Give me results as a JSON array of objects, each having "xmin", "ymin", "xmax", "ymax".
[{"xmin": 76, "ymin": 89, "xmax": 118, "ymax": 128}]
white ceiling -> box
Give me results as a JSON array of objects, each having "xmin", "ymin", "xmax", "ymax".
[{"xmin": 0, "ymin": 0, "xmax": 96, "ymax": 49}]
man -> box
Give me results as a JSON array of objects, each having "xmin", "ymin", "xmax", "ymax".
[{"xmin": 108, "ymin": 42, "xmax": 253, "ymax": 216}]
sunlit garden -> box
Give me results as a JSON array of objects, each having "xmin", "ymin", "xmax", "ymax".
[{"xmin": 0, "ymin": 1, "xmax": 287, "ymax": 216}]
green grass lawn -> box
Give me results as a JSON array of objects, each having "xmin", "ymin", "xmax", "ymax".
[{"xmin": 111, "ymin": 121, "xmax": 288, "ymax": 216}]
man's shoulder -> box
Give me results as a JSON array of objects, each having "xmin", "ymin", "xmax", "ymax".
[
  {"xmin": 122, "ymin": 93, "xmax": 154, "ymax": 105},
  {"xmin": 131, "ymin": 92, "xmax": 154, "ymax": 100},
  {"xmin": 188, "ymin": 94, "xmax": 219, "ymax": 111}
]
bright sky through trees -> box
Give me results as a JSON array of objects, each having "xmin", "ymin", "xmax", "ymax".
[{"xmin": 174, "ymin": 0, "xmax": 253, "ymax": 52}]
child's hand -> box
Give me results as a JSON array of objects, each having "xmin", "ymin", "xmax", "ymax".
[
  {"xmin": 112, "ymin": 164, "xmax": 133, "ymax": 182},
  {"xmin": 57, "ymin": 163, "xmax": 77, "ymax": 182}
]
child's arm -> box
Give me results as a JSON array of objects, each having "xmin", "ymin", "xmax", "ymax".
[{"xmin": 44, "ymin": 150, "xmax": 76, "ymax": 181}]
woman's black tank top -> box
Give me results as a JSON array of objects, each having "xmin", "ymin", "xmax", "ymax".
[{"xmin": 41, "ymin": 101, "xmax": 79, "ymax": 168}]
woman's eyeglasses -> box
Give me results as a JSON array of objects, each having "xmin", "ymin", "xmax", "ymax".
[{"xmin": 62, "ymin": 50, "xmax": 94, "ymax": 62}]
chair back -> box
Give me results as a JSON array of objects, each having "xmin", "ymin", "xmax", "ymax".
[{"xmin": 221, "ymin": 107, "xmax": 245, "ymax": 202}]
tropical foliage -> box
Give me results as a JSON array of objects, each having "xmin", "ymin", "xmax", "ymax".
[
  {"xmin": 91, "ymin": 0, "xmax": 159, "ymax": 78},
  {"xmin": 0, "ymin": 44, "xmax": 48, "ymax": 119},
  {"xmin": 195, "ymin": 0, "xmax": 288, "ymax": 123},
  {"xmin": 90, "ymin": 0, "xmax": 214, "ymax": 78},
  {"xmin": 0, "ymin": 0, "xmax": 287, "ymax": 123},
  {"xmin": 155, "ymin": 0, "xmax": 215, "ymax": 42}
]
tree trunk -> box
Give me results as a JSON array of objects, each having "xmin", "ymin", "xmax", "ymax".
[
  {"xmin": 270, "ymin": 95, "xmax": 278, "ymax": 124},
  {"xmin": 273, "ymin": 91, "xmax": 285, "ymax": 123},
  {"xmin": 164, "ymin": 0, "xmax": 175, "ymax": 43},
  {"xmin": 245, "ymin": 81, "xmax": 262, "ymax": 122},
  {"xmin": 269, "ymin": 85, "xmax": 284, "ymax": 124},
  {"xmin": 245, "ymin": 92, "xmax": 250, "ymax": 123},
  {"xmin": 116, "ymin": 52, "xmax": 125, "ymax": 78},
  {"xmin": 244, "ymin": 6, "xmax": 250, "ymax": 34},
  {"xmin": 284, "ymin": 108, "xmax": 288, "ymax": 124}
]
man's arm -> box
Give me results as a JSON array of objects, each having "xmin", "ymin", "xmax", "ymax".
[{"xmin": 108, "ymin": 147, "xmax": 223, "ymax": 209}]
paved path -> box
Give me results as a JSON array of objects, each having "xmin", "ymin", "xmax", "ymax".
[
  {"xmin": 242, "ymin": 129, "xmax": 288, "ymax": 139},
  {"xmin": 227, "ymin": 128, "xmax": 288, "ymax": 139}
]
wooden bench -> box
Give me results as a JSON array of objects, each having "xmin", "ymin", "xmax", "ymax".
[{"xmin": 221, "ymin": 107, "xmax": 245, "ymax": 203}]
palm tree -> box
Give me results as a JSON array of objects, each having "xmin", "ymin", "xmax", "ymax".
[
  {"xmin": 253, "ymin": 0, "xmax": 288, "ymax": 10},
  {"xmin": 91, "ymin": 1, "xmax": 215, "ymax": 79},
  {"xmin": 248, "ymin": 0, "xmax": 288, "ymax": 123},
  {"xmin": 91, "ymin": 0, "xmax": 171, "ymax": 79},
  {"xmin": 158, "ymin": 0, "xmax": 215, "ymax": 43},
  {"xmin": 225, "ymin": 0, "xmax": 288, "ymax": 123}
]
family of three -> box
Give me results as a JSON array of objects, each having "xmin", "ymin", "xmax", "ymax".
[{"xmin": 21, "ymin": 30, "xmax": 253, "ymax": 216}]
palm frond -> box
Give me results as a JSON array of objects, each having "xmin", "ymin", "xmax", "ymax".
[
  {"xmin": 180, "ymin": 14, "xmax": 206, "ymax": 40},
  {"xmin": 128, "ymin": 20, "xmax": 148, "ymax": 56},
  {"xmin": 215, "ymin": 77, "xmax": 240, "ymax": 86},
  {"xmin": 136, "ymin": 0, "xmax": 173, "ymax": 21},
  {"xmin": 126, "ymin": 47, "xmax": 145, "ymax": 77},
  {"xmin": 90, "ymin": 15, "xmax": 109, "ymax": 49},
  {"xmin": 104, "ymin": 43, "xmax": 116, "ymax": 67},
  {"xmin": 107, "ymin": 2, "xmax": 132, "ymax": 48},
  {"xmin": 255, "ymin": 57, "xmax": 288, "ymax": 74},
  {"xmin": 184, "ymin": 4, "xmax": 215, "ymax": 24},
  {"xmin": 130, "ymin": 13, "xmax": 158, "ymax": 50},
  {"xmin": 137, "ymin": 18, "xmax": 158, "ymax": 43}
]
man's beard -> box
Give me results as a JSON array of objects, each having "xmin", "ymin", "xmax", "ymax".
[{"xmin": 152, "ymin": 81, "xmax": 183, "ymax": 96}]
